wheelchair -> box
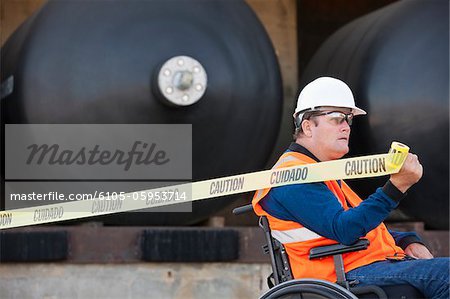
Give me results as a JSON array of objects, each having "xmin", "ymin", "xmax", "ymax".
[{"xmin": 233, "ymin": 204, "xmax": 425, "ymax": 299}]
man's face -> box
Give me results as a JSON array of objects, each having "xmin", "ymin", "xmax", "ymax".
[{"xmin": 309, "ymin": 107, "xmax": 353, "ymax": 160}]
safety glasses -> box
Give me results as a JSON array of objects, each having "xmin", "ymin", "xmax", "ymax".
[{"xmin": 313, "ymin": 111, "xmax": 354, "ymax": 126}]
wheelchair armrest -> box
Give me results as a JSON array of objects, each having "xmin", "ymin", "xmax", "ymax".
[
  {"xmin": 309, "ymin": 238, "xmax": 369, "ymax": 260},
  {"xmin": 232, "ymin": 204, "xmax": 253, "ymax": 215}
]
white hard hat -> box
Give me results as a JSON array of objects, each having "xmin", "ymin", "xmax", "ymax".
[{"xmin": 293, "ymin": 77, "xmax": 367, "ymax": 118}]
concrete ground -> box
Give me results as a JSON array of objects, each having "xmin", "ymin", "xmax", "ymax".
[{"xmin": 0, "ymin": 263, "xmax": 272, "ymax": 299}]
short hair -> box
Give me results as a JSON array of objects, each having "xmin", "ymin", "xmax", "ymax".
[{"xmin": 292, "ymin": 110, "xmax": 321, "ymax": 140}]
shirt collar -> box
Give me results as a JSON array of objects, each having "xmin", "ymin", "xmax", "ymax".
[{"xmin": 287, "ymin": 142, "xmax": 321, "ymax": 162}]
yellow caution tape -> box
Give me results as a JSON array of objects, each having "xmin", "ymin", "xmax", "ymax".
[{"xmin": 0, "ymin": 141, "xmax": 409, "ymax": 229}]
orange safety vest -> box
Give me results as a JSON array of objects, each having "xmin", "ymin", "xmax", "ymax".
[{"xmin": 252, "ymin": 151, "xmax": 403, "ymax": 282}]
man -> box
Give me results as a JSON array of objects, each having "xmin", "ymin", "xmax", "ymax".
[{"xmin": 252, "ymin": 77, "xmax": 449, "ymax": 298}]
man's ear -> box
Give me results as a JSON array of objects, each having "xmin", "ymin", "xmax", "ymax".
[{"xmin": 302, "ymin": 120, "xmax": 312, "ymax": 137}]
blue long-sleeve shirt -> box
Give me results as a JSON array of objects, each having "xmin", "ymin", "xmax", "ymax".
[{"xmin": 260, "ymin": 143, "xmax": 423, "ymax": 248}]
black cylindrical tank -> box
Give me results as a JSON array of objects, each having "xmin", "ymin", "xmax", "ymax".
[
  {"xmin": 1, "ymin": 0, "xmax": 282, "ymax": 225},
  {"xmin": 301, "ymin": 0, "xmax": 449, "ymax": 229}
]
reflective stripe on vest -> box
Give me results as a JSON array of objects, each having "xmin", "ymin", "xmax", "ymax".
[{"xmin": 272, "ymin": 227, "xmax": 322, "ymax": 243}]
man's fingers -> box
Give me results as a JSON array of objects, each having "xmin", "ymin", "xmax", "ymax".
[{"xmin": 407, "ymin": 153, "xmax": 418, "ymax": 161}]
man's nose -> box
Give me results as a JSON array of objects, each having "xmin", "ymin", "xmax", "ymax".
[{"xmin": 340, "ymin": 121, "xmax": 351, "ymax": 132}]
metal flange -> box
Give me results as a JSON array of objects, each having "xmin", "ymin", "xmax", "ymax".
[{"xmin": 156, "ymin": 55, "xmax": 207, "ymax": 106}]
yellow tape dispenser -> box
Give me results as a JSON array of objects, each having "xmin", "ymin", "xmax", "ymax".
[{"xmin": 387, "ymin": 141, "xmax": 410, "ymax": 171}]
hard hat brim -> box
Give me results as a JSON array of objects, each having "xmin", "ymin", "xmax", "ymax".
[
  {"xmin": 351, "ymin": 106, "xmax": 367, "ymax": 116},
  {"xmin": 293, "ymin": 105, "xmax": 367, "ymax": 118}
]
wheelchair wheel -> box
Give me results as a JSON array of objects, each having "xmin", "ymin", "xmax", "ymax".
[{"xmin": 259, "ymin": 279, "xmax": 358, "ymax": 299}]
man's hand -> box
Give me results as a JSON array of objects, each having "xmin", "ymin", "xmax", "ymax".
[
  {"xmin": 404, "ymin": 243, "xmax": 434, "ymax": 259},
  {"xmin": 389, "ymin": 153, "xmax": 423, "ymax": 193}
]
